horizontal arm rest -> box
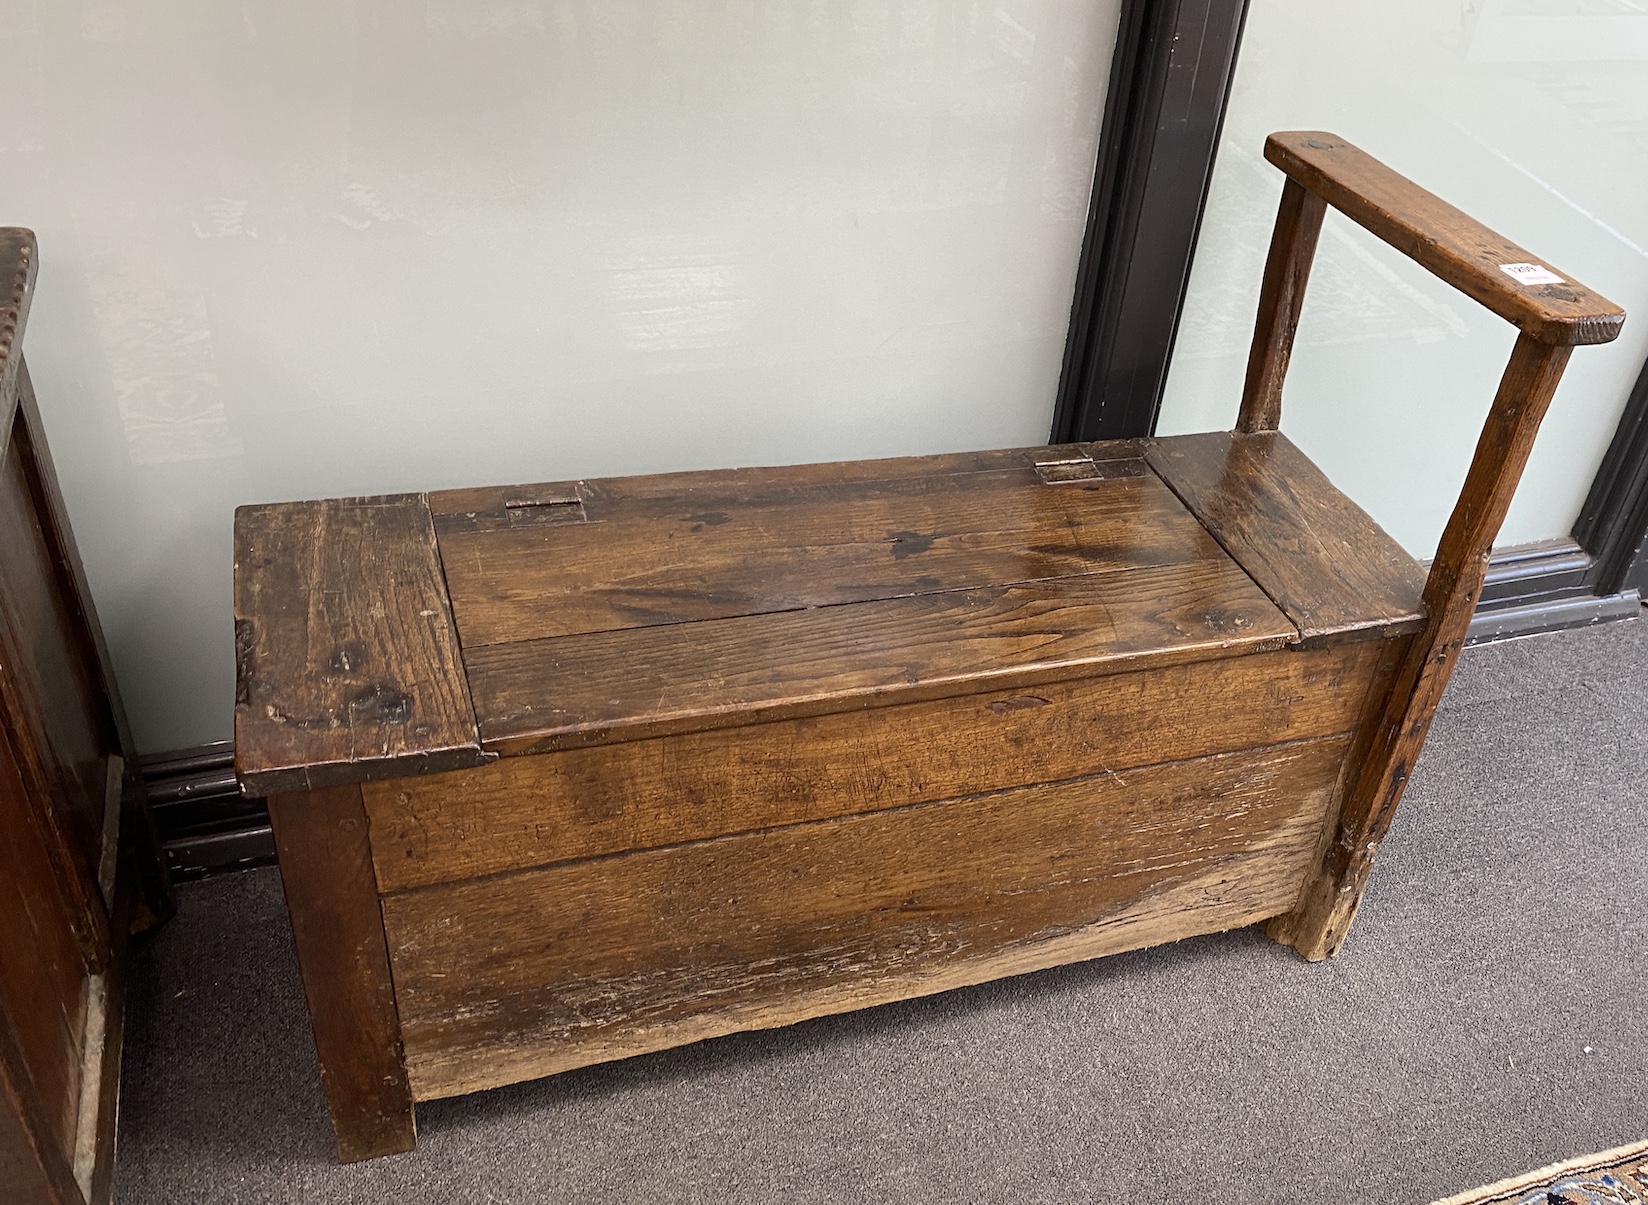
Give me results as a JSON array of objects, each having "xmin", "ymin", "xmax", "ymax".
[{"xmin": 1266, "ymin": 131, "xmax": 1623, "ymax": 347}]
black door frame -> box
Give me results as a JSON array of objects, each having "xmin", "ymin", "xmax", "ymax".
[
  {"xmin": 1051, "ymin": 0, "xmax": 1250, "ymax": 444},
  {"xmin": 1054, "ymin": 0, "xmax": 1647, "ymax": 639}
]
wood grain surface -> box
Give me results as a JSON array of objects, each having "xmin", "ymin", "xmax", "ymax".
[
  {"xmin": 0, "ymin": 414, "xmax": 111, "ymax": 969},
  {"xmin": 1237, "ymin": 177, "xmax": 1327, "ymax": 434},
  {"xmin": 0, "ymin": 724, "xmax": 84, "ymax": 1175},
  {"xmin": 80, "ymin": 852, "xmax": 133, "ymax": 1205},
  {"xmin": 1147, "ymin": 431, "xmax": 1426, "ymax": 644},
  {"xmin": 463, "ymin": 555, "xmax": 1295, "ymax": 754},
  {"xmin": 235, "ymin": 495, "xmax": 489, "ymax": 797},
  {"xmin": 383, "ymin": 736, "xmax": 1349, "ymax": 1101},
  {"xmin": 437, "ymin": 460, "xmax": 1213, "ymax": 648},
  {"xmin": 0, "ymin": 1010, "xmax": 81, "ymax": 1205},
  {"xmin": 268, "ymin": 784, "xmax": 416, "ymax": 1162},
  {"xmin": 366, "ymin": 641, "xmax": 1383, "ymax": 891},
  {"xmin": 13, "ymin": 364, "xmax": 133, "ymax": 762},
  {"xmin": 1266, "ymin": 132, "xmax": 1623, "ymax": 347}
]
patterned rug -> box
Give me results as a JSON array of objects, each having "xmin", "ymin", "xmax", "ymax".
[{"xmin": 1432, "ymin": 1141, "xmax": 1648, "ymax": 1205}]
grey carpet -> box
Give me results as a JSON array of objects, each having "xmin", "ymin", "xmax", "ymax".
[{"xmin": 113, "ymin": 620, "xmax": 1648, "ymax": 1204}]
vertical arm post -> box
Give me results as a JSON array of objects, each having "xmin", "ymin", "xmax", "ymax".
[
  {"xmin": 1272, "ymin": 335, "xmax": 1573, "ymax": 958},
  {"xmin": 1236, "ymin": 178, "xmax": 1327, "ymax": 433}
]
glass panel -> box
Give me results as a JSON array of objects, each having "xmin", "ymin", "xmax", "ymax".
[
  {"xmin": 1160, "ymin": 0, "xmax": 1648, "ymax": 559},
  {"xmin": 1, "ymin": 0, "xmax": 1120, "ymax": 750}
]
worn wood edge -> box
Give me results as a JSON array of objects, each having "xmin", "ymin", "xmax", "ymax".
[
  {"xmin": 404, "ymin": 862, "xmax": 1306, "ymax": 1102},
  {"xmin": 0, "ymin": 647, "xmax": 112, "ymax": 974},
  {"xmin": 1144, "ymin": 431, "xmax": 1428, "ymax": 645},
  {"xmin": 0, "ymin": 229, "xmax": 37, "ymax": 461},
  {"xmin": 475, "ymin": 626, "xmax": 1298, "ymax": 757},
  {"xmin": 0, "ymin": 400, "xmax": 117, "ymax": 970},
  {"xmin": 73, "ymin": 836, "xmax": 135, "ymax": 1205},
  {"xmin": 237, "ymin": 746, "xmax": 495, "ymax": 802},
  {"xmin": 72, "ymin": 760, "xmax": 136, "ymax": 1203},
  {"xmin": 233, "ymin": 493, "xmax": 492, "ymax": 798},
  {"xmin": 1265, "ymin": 132, "xmax": 1624, "ymax": 347},
  {"xmin": 14, "ymin": 363, "xmax": 137, "ymax": 759}
]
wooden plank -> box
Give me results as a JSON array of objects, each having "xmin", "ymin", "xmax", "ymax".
[
  {"xmin": 1236, "ymin": 177, "xmax": 1327, "ymax": 434},
  {"xmin": 0, "ymin": 1013, "xmax": 80, "ymax": 1205},
  {"xmin": 268, "ymin": 784, "xmax": 415, "ymax": 1163},
  {"xmin": 437, "ymin": 464, "xmax": 1215, "ymax": 648},
  {"xmin": 0, "ymin": 425, "xmax": 109, "ymax": 969},
  {"xmin": 383, "ymin": 736, "xmax": 1349, "ymax": 1101},
  {"xmin": 1273, "ymin": 336, "xmax": 1578, "ymax": 959},
  {"xmin": 234, "ymin": 494, "xmax": 490, "ymax": 797},
  {"xmin": 13, "ymin": 363, "xmax": 133, "ymax": 760},
  {"xmin": 70, "ymin": 860, "xmax": 129, "ymax": 1205},
  {"xmin": 463, "ymin": 556, "xmax": 1297, "ymax": 754},
  {"xmin": 0, "ymin": 725, "xmax": 85, "ymax": 1172},
  {"xmin": 1146, "ymin": 431, "xmax": 1426, "ymax": 644},
  {"xmin": 69, "ymin": 774, "xmax": 143, "ymax": 1205},
  {"xmin": 1266, "ymin": 132, "xmax": 1623, "ymax": 347},
  {"xmin": 77, "ymin": 842, "xmax": 133, "ymax": 1205},
  {"xmin": 425, "ymin": 440, "xmax": 1146, "ymax": 521},
  {"xmin": 367, "ymin": 641, "xmax": 1383, "ymax": 892}
]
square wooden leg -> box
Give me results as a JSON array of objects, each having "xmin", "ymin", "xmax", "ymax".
[{"xmin": 267, "ymin": 784, "xmax": 415, "ymax": 1162}]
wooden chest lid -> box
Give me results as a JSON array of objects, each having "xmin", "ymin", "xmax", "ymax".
[{"xmin": 234, "ymin": 434, "xmax": 1424, "ymax": 795}]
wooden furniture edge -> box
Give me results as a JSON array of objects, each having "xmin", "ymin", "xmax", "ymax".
[
  {"xmin": 267, "ymin": 783, "xmax": 415, "ymax": 1162},
  {"xmin": 0, "ymin": 777, "xmax": 139, "ymax": 1205},
  {"xmin": 1241, "ymin": 130, "xmax": 1625, "ymax": 958},
  {"xmin": 239, "ymin": 746, "xmax": 494, "ymax": 799},
  {"xmin": 1144, "ymin": 430, "xmax": 1427, "ymax": 645},
  {"xmin": 0, "ymin": 483, "xmax": 111, "ymax": 972},
  {"xmin": 233, "ymin": 493, "xmax": 492, "ymax": 797},
  {"xmin": 74, "ymin": 816, "xmax": 139, "ymax": 1205},
  {"xmin": 14, "ymin": 363, "xmax": 138, "ymax": 762}
]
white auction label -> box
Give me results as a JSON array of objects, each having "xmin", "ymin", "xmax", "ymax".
[{"xmin": 1499, "ymin": 262, "xmax": 1564, "ymax": 286}]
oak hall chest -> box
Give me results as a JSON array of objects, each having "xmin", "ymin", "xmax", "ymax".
[{"xmin": 233, "ymin": 132, "xmax": 1625, "ymax": 1161}]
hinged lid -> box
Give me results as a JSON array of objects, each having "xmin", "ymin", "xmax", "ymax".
[{"xmin": 234, "ymin": 435, "xmax": 1425, "ymax": 793}]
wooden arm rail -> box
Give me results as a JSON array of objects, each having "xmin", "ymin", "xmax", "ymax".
[{"xmin": 1240, "ymin": 132, "xmax": 1627, "ymax": 959}]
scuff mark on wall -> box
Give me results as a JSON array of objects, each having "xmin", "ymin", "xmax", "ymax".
[{"xmin": 86, "ymin": 253, "xmax": 244, "ymax": 466}]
